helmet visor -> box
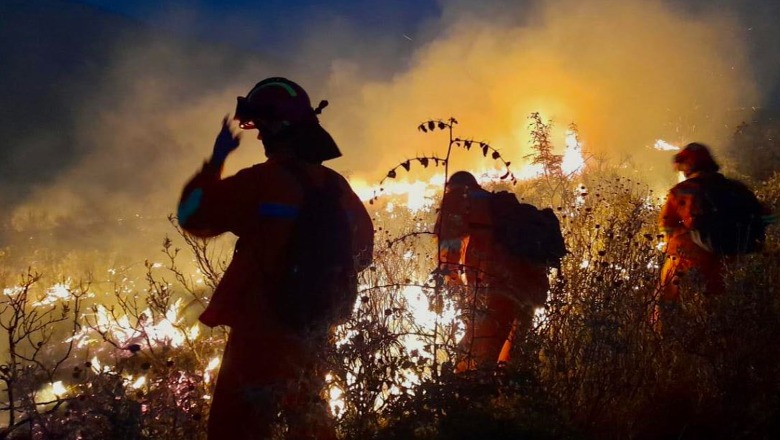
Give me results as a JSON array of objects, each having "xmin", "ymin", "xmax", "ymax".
[
  {"xmin": 234, "ymin": 96, "xmax": 275, "ymax": 130},
  {"xmin": 234, "ymin": 96, "xmax": 255, "ymax": 129}
]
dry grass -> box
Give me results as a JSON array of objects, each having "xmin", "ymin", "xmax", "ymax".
[{"xmin": 1, "ymin": 117, "xmax": 779, "ymax": 439}]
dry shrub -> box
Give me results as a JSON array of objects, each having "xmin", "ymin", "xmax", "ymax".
[{"xmin": 2, "ymin": 116, "xmax": 779, "ymax": 440}]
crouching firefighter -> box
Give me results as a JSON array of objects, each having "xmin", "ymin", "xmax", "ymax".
[
  {"xmin": 177, "ymin": 77, "xmax": 374, "ymax": 440},
  {"xmin": 436, "ymin": 171, "xmax": 564, "ymax": 371}
]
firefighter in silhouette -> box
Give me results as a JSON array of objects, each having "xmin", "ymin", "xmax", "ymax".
[
  {"xmin": 436, "ymin": 171, "xmax": 550, "ymax": 371},
  {"xmin": 651, "ymin": 142, "xmax": 774, "ymax": 438},
  {"xmin": 659, "ymin": 142, "xmax": 769, "ymax": 303},
  {"xmin": 177, "ymin": 77, "xmax": 373, "ymax": 440}
]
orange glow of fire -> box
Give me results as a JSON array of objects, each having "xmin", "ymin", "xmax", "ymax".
[
  {"xmin": 352, "ymin": 174, "xmax": 446, "ymax": 212},
  {"xmin": 331, "ymin": 127, "xmax": 590, "ymax": 415},
  {"xmin": 326, "ymin": 284, "xmax": 466, "ymax": 416},
  {"xmin": 349, "ymin": 126, "xmax": 587, "ymax": 210},
  {"xmin": 69, "ymin": 298, "xmax": 197, "ymax": 351},
  {"xmin": 21, "ymin": 121, "xmax": 593, "ymax": 417}
]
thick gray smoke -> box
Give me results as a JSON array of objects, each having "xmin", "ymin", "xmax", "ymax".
[{"xmin": 0, "ymin": 0, "xmax": 777, "ymax": 276}]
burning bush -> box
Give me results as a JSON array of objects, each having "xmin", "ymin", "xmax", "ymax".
[{"xmin": 1, "ymin": 115, "xmax": 779, "ymax": 439}]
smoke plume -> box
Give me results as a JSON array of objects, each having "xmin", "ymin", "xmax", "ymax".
[{"xmin": 1, "ymin": 0, "xmax": 776, "ymax": 275}]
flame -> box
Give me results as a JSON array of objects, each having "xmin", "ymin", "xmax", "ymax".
[
  {"xmin": 654, "ymin": 139, "xmax": 681, "ymax": 151},
  {"xmin": 70, "ymin": 299, "xmax": 194, "ymax": 350},
  {"xmin": 325, "ymin": 373, "xmax": 345, "ymax": 417},
  {"xmin": 131, "ymin": 376, "xmax": 146, "ymax": 389},
  {"xmin": 574, "ymin": 183, "xmax": 588, "ymax": 206},
  {"xmin": 350, "ymin": 169, "xmax": 520, "ymax": 212},
  {"xmin": 400, "ymin": 285, "xmax": 460, "ymax": 336},
  {"xmin": 562, "ymin": 129, "xmax": 586, "ymax": 175},
  {"xmin": 326, "ymin": 284, "xmax": 466, "ymax": 416},
  {"xmin": 351, "ymin": 174, "xmax": 444, "ymax": 212},
  {"xmin": 2, "ymin": 286, "xmax": 23, "ymax": 297},
  {"xmin": 350, "ymin": 124, "xmax": 587, "ymax": 209},
  {"xmin": 51, "ymin": 381, "xmax": 68, "ymax": 396},
  {"xmin": 532, "ymin": 307, "xmax": 548, "ymax": 328},
  {"xmin": 90, "ymin": 356, "xmax": 106, "ymax": 373},
  {"xmin": 206, "ymin": 356, "xmax": 220, "ymax": 370},
  {"xmin": 188, "ymin": 323, "xmax": 200, "ymax": 340},
  {"xmin": 36, "ymin": 381, "xmax": 69, "ymax": 405},
  {"xmin": 33, "ymin": 122, "xmax": 654, "ymax": 420},
  {"xmin": 131, "ymin": 375, "xmax": 146, "ymax": 389},
  {"xmin": 33, "ymin": 282, "xmax": 88, "ymax": 307},
  {"xmin": 204, "ymin": 356, "xmax": 221, "ymax": 383}
]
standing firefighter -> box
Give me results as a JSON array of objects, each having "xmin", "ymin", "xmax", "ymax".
[
  {"xmin": 436, "ymin": 171, "xmax": 563, "ymax": 371},
  {"xmin": 659, "ymin": 142, "xmax": 768, "ymax": 303},
  {"xmin": 177, "ymin": 77, "xmax": 373, "ymax": 440}
]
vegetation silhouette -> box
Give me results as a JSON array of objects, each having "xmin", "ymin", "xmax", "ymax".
[{"xmin": 1, "ymin": 116, "xmax": 779, "ymax": 439}]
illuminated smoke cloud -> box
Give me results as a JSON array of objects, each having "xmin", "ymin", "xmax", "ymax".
[{"xmin": 0, "ymin": 0, "xmax": 775, "ymax": 271}]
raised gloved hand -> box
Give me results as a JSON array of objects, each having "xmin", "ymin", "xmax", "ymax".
[{"xmin": 210, "ymin": 115, "xmax": 242, "ymax": 167}]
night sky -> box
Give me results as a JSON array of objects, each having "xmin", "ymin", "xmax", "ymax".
[
  {"xmin": 75, "ymin": 0, "xmax": 442, "ymax": 58},
  {"xmin": 73, "ymin": 0, "xmax": 780, "ymax": 106}
]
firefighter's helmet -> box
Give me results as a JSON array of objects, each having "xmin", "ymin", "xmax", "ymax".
[
  {"xmin": 235, "ymin": 77, "xmax": 341, "ymax": 162},
  {"xmin": 674, "ymin": 142, "xmax": 720, "ymax": 174},
  {"xmin": 234, "ymin": 77, "xmax": 315, "ymax": 130},
  {"xmin": 448, "ymin": 171, "xmax": 479, "ymax": 189}
]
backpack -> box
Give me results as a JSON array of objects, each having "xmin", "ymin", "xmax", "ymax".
[
  {"xmin": 275, "ymin": 164, "xmax": 357, "ymax": 333},
  {"xmin": 688, "ymin": 174, "xmax": 766, "ymax": 255},
  {"xmin": 490, "ymin": 191, "xmax": 567, "ymax": 267}
]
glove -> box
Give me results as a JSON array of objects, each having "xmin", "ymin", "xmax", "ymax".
[{"xmin": 210, "ymin": 115, "xmax": 242, "ymax": 166}]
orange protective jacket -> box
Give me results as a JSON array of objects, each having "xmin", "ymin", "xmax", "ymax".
[
  {"xmin": 178, "ymin": 157, "xmax": 374, "ymax": 331},
  {"xmin": 178, "ymin": 156, "xmax": 373, "ymax": 440},
  {"xmin": 437, "ymin": 185, "xmax": 548, "ymax": 368},
  {"xmin": 659, "ymin": 172, "xmax": 723, "ymax": 300},
  {"xmin": 436, "ymin": 185, "xmax": 548, "ymax": 306}
]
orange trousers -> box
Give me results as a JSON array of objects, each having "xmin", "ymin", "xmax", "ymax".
[
  {"xmin": 659, "ymin": 254, "xmax": 724, "ymax": 302},
  {"xmin": 456, "ymin": 290, "xmax": 533, "ymax": 371},
  {"xmin": 207, "ymin": 329, "xmax": 336, "ymax": 440}
]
